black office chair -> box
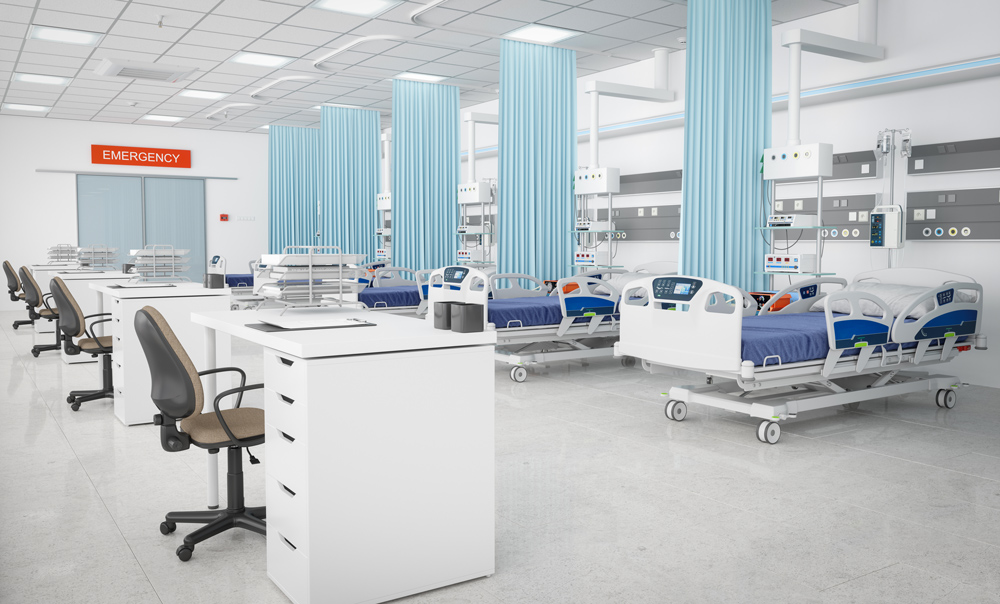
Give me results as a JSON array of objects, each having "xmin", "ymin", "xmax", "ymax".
[
  {"xmin": 5, "ymin": 261, "xmax": 34, "ymax": 330},
  {"xmin": 18, "ymin": 266, "xmax": 61, "ymax": 357},
  {"xmin": 134, "ymin": 306, "xmax": 266, "ymax": 562},
  {"xmin": 49, "ymin": 277, "xmax": 114, "ymax": 411}
]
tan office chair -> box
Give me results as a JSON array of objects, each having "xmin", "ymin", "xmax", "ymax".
[
  {"xmin": 18, "ymin": 266, "xmax": 61, "ymax": 357},
  {"xmin": 49, "ymin": 277, "xmax": 114, "ymax": 411},
  {"xmin": 134, "ymin": 306, "xmax": 266, "ymax": 562},
  {"xmin": 4, "ymin": 261, "xmax": 32, "ymax": 329}
]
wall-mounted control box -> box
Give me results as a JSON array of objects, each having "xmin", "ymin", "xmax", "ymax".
[
  {"xmin": 763, "ymin": 143, "xmax": 833, "ymax": 180},
  {"xmin": 574, "ymin": 167, "xmax": 621, "ymax": 195},
  {"xmin": 376, "ymin": 193, "xmax": 391, "ymax": 211},
  {"xmin": 376, "ymin": 227, "xmax": 391, "ymax": 236},
  {"xmin": 870, "ymin": 205, "xmax": 904, "ymax": 248},
  {"xmin": 458, "ymin": 181, "xmax": 492, "ymax": 205},
  {"xmin": 765, "ymin": 253, "xmax": 817, "ymax": 273},
  {"xmin": 767, "ymin": 214, "xmax": 818, "ymax": 228},
  {"xmin": 375, "ymin": 248, "xmax": 389, "ymax": 260},
  {"xmin": 574, "ymin": 252, "xmax": 597, "ymax": 266},
  {"xmin": 457, "ymin": 225, "xmax": 487, "ymax": 235}
]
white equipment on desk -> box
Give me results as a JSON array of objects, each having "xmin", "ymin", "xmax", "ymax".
[
  {"xmin": 129, "ymin": 245, "xmax": 191, "ymax": 282},
  {"xmin": 256, "ymin": 246, "xmax": 367, "ymax": 312},
  {"xmin": 764, "ymin": 253, "xmax": 817, "ymax": 273},
  {"xmin": 870, "ymin": 204, "xmax": 904, "ymax": 249}
]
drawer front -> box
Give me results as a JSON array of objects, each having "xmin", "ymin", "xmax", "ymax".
[
  {"xmin": 264, "ymin": 388, "xmax": 306, "ymax": 441},
  {"xmin": 267, "ymin": 529, "xmax": 310, "ymax": 604},
  {"xmin": 265, "ymin": 474, "xmax": 309, "ymax": 555},
  {"xmin": 265, "ymin": 422, "xmax": 308, "ymax": 494},
  {"xmin": 111, "ymin": 316, "xmax": 124, "ymax": 340},
  {"xmin": 263, "ymin": 349, "xmax": 306, "ymax": 402}
]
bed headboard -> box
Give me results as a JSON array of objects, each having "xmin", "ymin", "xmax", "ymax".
[{"xmin": 854, "ymin": 268, "xmax": 976, "ymax": 288}]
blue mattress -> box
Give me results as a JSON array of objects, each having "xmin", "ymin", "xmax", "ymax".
[
  {"xmin": 359, "ymin": 285, "xmax": 420, "ymax": 308},
  {"xmin": 226, "ymin": 274, "xmax": 253, "ymax": 288},
  {"xmin": 488, "ymin": 296, "xmax": 617, "ymax": 328}
]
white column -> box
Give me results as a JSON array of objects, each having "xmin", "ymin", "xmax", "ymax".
[
  {"xmin": 653, "ymin": 48, "xmax": 669, "ymax": 89},
  {"xmin": 589, "ymin": 91, "xmax": 600, "ymax": 169},
  {"xmin": 467, "ymin": 119, "xmax": 476, "ymax": 183},
  {"xmin": 858, "ymin": 0, "xmax": 878, "ymax": 45},
  {"xmin": 787, "ymin": 42, "xmax": 802, "ymax": 146}
]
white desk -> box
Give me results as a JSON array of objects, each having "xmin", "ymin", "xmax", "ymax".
[
  {"xmin": 50, "ymin": 271, "xmax": 133, "ymax": 364},
  {"xmin": 91, "ymin": 283, "xmax": 232, "ymax": 427},
  {"xmin": 191, "ymin": 307, "xmax": 496, "ymax": 604},
  {"xmin": 28, "ymin": 264, "xmax": 81, "ymax": 334}
]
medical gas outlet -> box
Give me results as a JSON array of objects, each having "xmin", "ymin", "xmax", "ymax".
[
  {"xmin": 763, "ymin": 143, "xmax": 833, "ymax": 180},
  {"xmin": 458, "ymin": 181, "xmax": 492, "ymax": 205},
  {"xmin": 376, "ymin": 193, "xmax": 391, "ymax": 210},
  {"xmin": 574, "ymin": 167, "xmax": 620, "ymax": 195}
]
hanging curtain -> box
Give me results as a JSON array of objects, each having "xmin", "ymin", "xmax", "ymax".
[
  {"xmin": 391, "ymin": 79, "xmax": 460, "ymax": 271},
  {"xmin": 497, "ymin": 39, "xmax": 576, "ymax": 281},
  {"xmin": 269, "ymin": 126, "xmax": 320, "ymax": 253},
  {"xmin": 680, "ymin": 0, "xmax": 771, "ymax": 292},
  {"xmin": 319, "ymin": 106, "xmax": 381, "ymax": 260}
]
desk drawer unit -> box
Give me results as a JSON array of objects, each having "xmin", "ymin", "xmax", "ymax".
[
  {"xmin": 267, "ymin": 530, "xmax": 310, "ymax": 604},
  {"xmin": 265, "ymin": 474, "xmax": 310, "ymax": 554},
  {"xmin": 263, "ymin": 348, "xmax": 307, "ymax": 402}
]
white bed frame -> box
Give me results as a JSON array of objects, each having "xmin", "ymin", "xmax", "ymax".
[
  {"xmin": 615, "ymin": 268, "xmax": 987, "ymax": 444},
  {"xmin": 358, "ymin": 266, "xmax": 432, "ymax": 315}
]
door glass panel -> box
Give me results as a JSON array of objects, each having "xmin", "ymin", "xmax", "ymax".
[
  {"xmin": 77, "ymin": 175, "xmax": 144, "ymax": 268},
  {"xmin": 143, "ymin": 178, "xmax": 207, "ymax": 282}
]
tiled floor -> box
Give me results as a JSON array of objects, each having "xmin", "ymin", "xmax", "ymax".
[{"xmin": 2, "ymin": 309, "xmax": 1000, "ymax": 603}]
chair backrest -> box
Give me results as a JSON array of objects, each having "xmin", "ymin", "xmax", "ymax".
[
  {"xmin": 49, "ymin": 277, "xmax": 86, "ymax": 338},
  {"xmin": 3, "ymin": 261, "xmax": 19, "ymax": 293},
  {"xmin": 134, "ymin": 306, "xmax": 204, "ymax": 422},
  {"xmin": 18, "ymin": 267, "xmax": 42, "ymax": 308}
]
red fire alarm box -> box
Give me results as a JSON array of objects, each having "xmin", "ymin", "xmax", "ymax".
[{"xmin": 220, "ymin": 214, "xmax": 229, "ymax": 222}]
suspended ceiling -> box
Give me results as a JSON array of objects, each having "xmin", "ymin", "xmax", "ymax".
[{"xmin": 0, "ymin": 0, "xmax": 857, "ymax": 133}]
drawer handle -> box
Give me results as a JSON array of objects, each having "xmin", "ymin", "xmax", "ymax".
[
  {"xmin": 279, "ymin": 394, "xmax": 294, "ymax": 405},
  {"xmin": 279, "ymin": 430, "xmax": 295, "ymax": 443},
  {"xmin": 279, "ymin": 482, "xmax": 296, "ymax": 497},
  {"xmin": 280, "ymin": 534, "xmax": 297, "ymax": 551},
  {"xmin": 279, "ymin": 357, "xmax": 294, "ymax": 367}
]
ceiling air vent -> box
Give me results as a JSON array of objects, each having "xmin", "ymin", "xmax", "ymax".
[{"xmin": 94, "ymin": 58, "xmax": 196, "ymax": 83}]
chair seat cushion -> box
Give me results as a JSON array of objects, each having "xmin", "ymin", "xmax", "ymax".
[
  {"xmin": 182, "ymin": 408, "xmax": 265, "ymax": 447},
  {"xmin": 79, "ymin": 336, "xmax": 113, "ymax": 351},
  {"xmin": 17, "ymin": 293, "xmax": 24, "ymax": 300},
  {"xmin": 39, "ymin": 309, "xmax": 58, "ymax": 317}
]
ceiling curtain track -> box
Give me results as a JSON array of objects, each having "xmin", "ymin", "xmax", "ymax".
[
  {"xmin": 268, "ymin": 125, "xmax": 320, "ymax": 254},
  {"xmin": 680, "ymin": 0, "xmax": 772, "ymax": 292},
  {"xmin": 320, "ymin": 106, "xmax": 381, "ymax": 260},
  {"xmin": 497, "ymin": 39, "xmax": 577, "ymax": 281},
  {"xmin": 391, "ymin": 79, "xmax": 461, "ymax": 272}
]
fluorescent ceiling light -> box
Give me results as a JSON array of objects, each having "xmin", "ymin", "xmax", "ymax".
[
  {"xmin": 311, "ymin": 0, "xmax": 402, "ymax": 17},
  {"xmin": 13, "ymin": 72, "xmax": 71, "ymax": 86},
  {"xmin": 395, "ymin": 72, "xmax": 446, "ymax": 83},
  {"xmin": 506, "ymin": 24, "xmax": 580, "ymax": 44},
  {"xmin": 312, "ymin": 104, "xmax": 361, "ymax": 110},
  {"xmin": 179, "ymin": 89, "xmax": 228, "ymax": 100},
  {"xmin": 141, "ymin": 114, "xmax": 183, "ymax": 122},
  {"xmin": 230, "ymin": 51, "xmax": 294, "ymax": 68},
  {"xmin": 3, "ymin": 103, "xmax": 50, "ymax": 112},
  {"xmin": 259, "ymin": 125, "xmax": 270, "ymax": 129},
  {"xmin": 29, "ymin": 25, "xmax": 103, "ymax": 46}
]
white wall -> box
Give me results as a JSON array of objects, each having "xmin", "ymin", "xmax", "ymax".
[
  {"xmin": 458, "ymin": 0, "xmax": 1000, "ymax": 385},
  {"xmin": 0, "ymin": 115, "xmax": 268, "ymax": 310}
]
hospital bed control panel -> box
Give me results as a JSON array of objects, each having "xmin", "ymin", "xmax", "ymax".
[
  {"xmin": 443, "ymin": 267, "xmax": 469, "ymax": 284},
  {"xmin": 764, "ymin": 254, "xmax": 817, "ymax": 273},
  {"xmin": 651, "ymin": 277, "xmax": 702, "ymax": 302}
]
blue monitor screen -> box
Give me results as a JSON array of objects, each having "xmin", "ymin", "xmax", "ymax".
[{"xmin": 673, "ymin": 283, "xmax": 691, "ymax": 295}]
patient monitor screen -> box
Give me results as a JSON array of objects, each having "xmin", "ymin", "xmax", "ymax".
[{"xmin": 673, "ymin": 283, "xmax": 691, "ymax": 296}]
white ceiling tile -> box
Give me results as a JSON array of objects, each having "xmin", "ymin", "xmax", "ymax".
[
  {"xmin": 539, "ymin": 7, "xmax": 624, "ymax": 31},
  {"xmin": 0, "ymin": 21, "xmax": 28, "ymax": 37},
  {"xmin": 378, "ymin": 1, "xmax": 448, "ymax": 24},
  {"xmin": 100, "ymin": 34, "xmax": 173, "ymax": 54},
  {"xmin": 771, "ymin": 0, "xmax": 840, "ymax": 23},
  {"xmin": 63, "ymin": 86, "xmax": 118, "ymax": 97},
  {"xmin": 6, "ymin": 89, "xmax": 61, "ymax": 100},
  {"xmin": 639, "ymin": 4, "xmax": 686, "ymax": 26},
  {"xmin": 470, "ymin": 37, "xmax": 501, "ymax": 52},
  {"xmin": 48, "ymin": 110, "xmax": 99, "ymax": 118},
  {"xmin": 437, "ymin": 0, "xmax": 494, "ymax": 10},
  {"xmin": 194, "ymin": 72, "xmax": 260, "ymax": 85},
  {"xmin": 156, "ymin": 55, "xmax": 218, "ymax": 71},
  {"xmin": 38, "ymin": 0, "xmax": 126, "ymax": 18},
  {"xmin": 0, "ymin": 3, "xmax": 33, "ymax": 22},
  {"xmin": 196, "ymin": 15, "xmax": 274, "ymax": 38},
  {"xmin": 57, "ymin": 99, "xmax": 110, "ymax": 109},
  {"xmin": 281, "ymin": 10, "xmax": 368, "ymax": 32},
  {"xmin": 134, "ymin": 0, "xmax": 212, "ymax": 13},
  {"xmin": 357, "ymin": 54, "xmax": 427, "ymax": 72},
  {"xmin": 0, "ymin": 48, "xmax": 15, "ymax": 61},
  {"xmin": 479, "ymin": 0, "xmax": 569, "ymax": 22},
  {"xmin": 455, "ymin": 67, "xmax": 499, "ymax": 82},
  {"xmin": 17, "ymin": 52, "xmax": 88, "ymax": 68},
  {"xmin": 416, "ymin": 29, "xmax": 490, "ymax": 47},
  {"xmin": 446, "ymin": 13, "xmax": 526, "ymax": 36},
  {"xmin": 109, "ymin": 20, "xmax": 188, "ymax": 42},
  {"xmin": 643, "ymin": 27, "xmax": 684, "ymax": 49},
  {"xmin": 351, "ymin": 19, "xmax": 430, "ymax": 38},
  {"xmin": 209, "ymin": 61, "xmax": 281, "ymax": 77},
  {"xmin": 563, "ymin": 33, "xmax": 624, "ymax": 52},
  {"xmin": 70, "ymin": 77, "xmax": 128, "ymax": 90},
  {"xmin": 408, "ymin": 6, "xmax": 466, "ymax": 27},
  {"xmin": 435, "ymin": 50, "xmax": 496, "ymax": 68},
  {"xmin": 21, "ymin": 39, "xmax": 95, "ymax": 57},
  {"xmin": 605, "ymin": 40, "xmax": 661, "ymax": 60},
  {"xmin": 91, "ymin": 115, "xmax": 138, "ymax": 122},
  {"xmin": 164, "ymin": 44, "xmax": 234, "ymax": 61},
  {"xmin": 0, "ymin": 36, "xmax": 21, "ymax": 50},
  {"xmin": 382, "ymin": 42, "xmax": 456, "ymax": 62},
  {"xmin": 592, "ymin": 18, "xmax": 675, "ymax": 40},
  {"xmin": 0, "ymin": 0, "xmax": 35, "ymax": 6},
  {"xmin": 579, "ymin": 0, "xmax": 667, "ymax": 18},
  {"xmin": 118, "ymin": 3, "xmax": 206, "ymax": 29},
  {"xmin": 90, "ymin": 47, "xmax": 163, "ymax": 63},
  {"xmin": 213, "ymin": 0, "xmax": 303, "ymax": 23},
  {"xmin": 32, "ymin": 9, "xmax": 115, "ymax": 32},
  {"xmin": 243, "ymin": 39, "xmax": 315, "ymax": 58},
  {"xmin": 263, "ymin": 25, "xmax": 339, "ymax": 47},
  {"xmin": 12, "ymin": 62, "xmax": 78, "ymax": 76},
  {"xmin": 178, "ymin": 29, "xmax": 253, "ymax": 50},
  {"xmin": 416, "ymin": 62, "xmax": 475, "ymax": 77},
  {"xmin": 575, "ymin": 53, "xmax": 631, "ymax": 71}
]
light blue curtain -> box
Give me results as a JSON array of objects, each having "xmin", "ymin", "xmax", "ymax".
[
  {"xmin": 680, "ymin": 0, "xmax": 771, "ymax": 292},
  {"xmin": 391, "ymin": 79, "xmax": 460, "ymax": 271},
  {"xmin": 498, "ymin": 40, "xmax": 576, "ymax": 281},
  {"xmin": 320, "ymin": 106, "xmax": 380, "ymax": 260},
  {"xmin": 269, "ymin": 125, "xmax": 320, "ymax": 253},
  {"xmin": 144, "ymin": 178, "xmax": 207, "ymax": 281}
]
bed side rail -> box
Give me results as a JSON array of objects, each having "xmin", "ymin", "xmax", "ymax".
[
  {"xmin": 415, "ymin": 269, "xmax": 433, "ymax": 315},
  {"xmin": 373, "ymin": 266, "xmax": 418, "ymax": 287},
  {"xmin": 891, "ymin": 282, "xmax": 983, "ymax": 363},
  {"xmin": 489, "ymin": 273, "xmax": 548, "ymax": 299},
  {"xmin": 821, "ymin": 291, "xmax": 894, "ymax": 376},
  {"xmin": 555, "ymin": 276, "xmax": 621, "ymax": 336},
  {"xmin": 616, "ymin": 275, "xmax": 745, "ymax": 372},
  {"xmin": 760, "ymin": 277, "xmax": 848, "ymax": 314}
]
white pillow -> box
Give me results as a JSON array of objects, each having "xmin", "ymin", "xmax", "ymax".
[{"xmin": 812, "ymin": 281, "xmax": 974, "ymax": 319}]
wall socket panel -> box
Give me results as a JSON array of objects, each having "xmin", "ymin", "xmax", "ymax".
[
  {"xmin": 905, "ymin": 187, "xmax": 1000, "ymax": 240},
  {"xmin": 782, "ymin": 150, "xmax": 879, "ymax": 182},
  {"xmin": 908, "ymin": 137, "xmax": 1000, "ymax": 175},
  {"xmin": 594, "ymin": 206, "xmax": 682, "ymax": 241},
  {"xmin": 618, "ymin": 170, "xmax": 683, "ymax": 195},
  {"xmin": 772, "ymin": 194, "xmax": 878, "ymax": 241}
]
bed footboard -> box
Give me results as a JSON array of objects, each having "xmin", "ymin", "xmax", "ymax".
[
  {"xmin": 554, "ymin": 276, "xmax": 620, "ymax": 336},
  {"xmin": 892, "ymin": 282, "xmax": 984, "ymax": 363}
]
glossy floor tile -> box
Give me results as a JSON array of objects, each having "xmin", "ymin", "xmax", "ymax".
[{"xmin": 2, "ymin": 310, "xmax": 999, "ymax": 604}]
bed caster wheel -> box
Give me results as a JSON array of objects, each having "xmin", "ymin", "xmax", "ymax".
[
  {"xmin": 936, "ymin": 389, "xmax": 956, "ymax": 409},
  {"xmin": 843, "ymin": 402, "xmax": 860, "ymax": 411},
  {"xmin": 70, "ymin": 402, "xmax": 81, "ymax": 412},
  {"xmin": 67, "ymin": 395, "xmax": 75, "ymax": 404},
  {"xmin": 510, "ymin": 366, "xmax": 527, "ymax": 383},
  {"xmin": 12, "ymin": 323, "xmax": 18, "ymax": 330},
  {"xmin": 621, "ymin": 356, "xmax": 636, "ymax": 368},
  {"xmin": 756, "ymin": 420, "xmax": 780, "ymax": 444},
  {"xmin": 664, "ymin": 400, "xmax": 687, "ymax": 421},
  {"xmin": 31, "ymin": 349, "xmax": 39, "ymax": 358},
  {"xmin": 176, "ymin": 544, "xmax": 193, "ymax": 561},
  {"xmin": 160, "ymin": 521, "xmax": 177, "ymax": 535}
]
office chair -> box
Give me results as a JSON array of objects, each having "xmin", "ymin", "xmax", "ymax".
[
  {"xmin": 18, "ymin": 266, "xmax": 61, "ymax": 357},
  {"xmin": 4, "ymin": 261, "xmax": 33, "ymax": 329},
  {"xmin": 134, "ymin": 306, "xmax": 266, "ymax": 562},
  {"xmin": 49, "ymin": 277, "xmax": 114, "ymax": 411}
]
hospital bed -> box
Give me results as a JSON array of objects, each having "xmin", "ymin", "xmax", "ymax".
[
  {"xmin": 427, "ymin": 262, "xmax": 676, "ymax": 382},
  {"xmin": 614, "ymin": 268, "xmax": 987, "ymax": 444},
  {"xmin": 356, "ymin": 266, "xmax": 432, "ymax": 315}
]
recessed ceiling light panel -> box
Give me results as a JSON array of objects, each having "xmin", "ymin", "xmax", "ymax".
[
  {"xmin": 3, "ymin": 103, "xmax": 51, "ymax": 112},
  {"xmin": 395, "ymin": 72, "xmax": 447, "ymax": 83},
  {"xmin": 311, "ymin": 0, "xmax": 402, "ymax": 17},
  {"xmin": 13, "ymin": 72, "xmax": 71, "ymax": 86},
  {"xmin": 179, "ymin": 89, "xmax": 229, "ymax": 100},
  {"xmin": 230, "ymin": 52, "xmax": 295, "ymax": 68},
  {"xmin": 29, "ymin": 25, "xmax": 103, "ymax": 46},
  {"xmin": 141, "ymin": 115, "xmax": 183, "ymax": 122},
  {"xmin": 506, "ymin": 24, "xmax": 580, "ymax": 44}
]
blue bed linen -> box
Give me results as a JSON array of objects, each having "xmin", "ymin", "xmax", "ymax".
[
  {"xmin": 359, "ymin": 285, "xmax": 420, "ymax": 308},
  {"xmin": 226, "ymin": 274, "xmax": 254, "ymax": 288},
  {"xmin": 488, "ymin": 296, "xmax": 618, "ymax": 328}
]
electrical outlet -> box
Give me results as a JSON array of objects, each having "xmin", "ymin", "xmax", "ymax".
[
  {"xmin": 774, "ymin": 201, "xmax": 783, "ymax": 212},
  {"xmin": 848, "ymin": 211, "xmax": 857, "ymax": 222},
  {"xmin": 637, "ymin": 208, "xmax": 644, "ymax": 217},
  {"xmin": 794, "ymin": 199, "xmax": 803, "ymax": 210},
  {"xmin": 914, "ymin": 209, "xmax": 925, "ymax": 221},
  {"xmin": 651, "ymin": 207, "xmax": 658, "ymax": 216},
  {"xmin": 858, "ymin": 211, "xmax": 869, "ymax": 223},
  {"xmin": 926, "ymin": 209, "xmax": 936, "ymax": 219}
]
